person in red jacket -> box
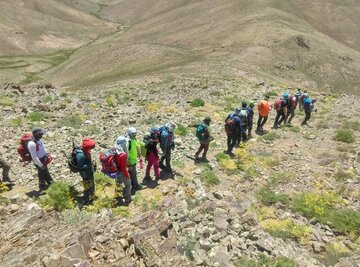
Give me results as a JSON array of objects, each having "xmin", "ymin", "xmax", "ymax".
[{"xmin": 114, "ymin": 136, "xmax": 131, "ymax": 205}]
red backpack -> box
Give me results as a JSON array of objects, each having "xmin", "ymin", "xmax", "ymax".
[
  {"xmin": 225, "ymin": 119, "xmax": 235, "ymax": 135},
  {"xmin": 17, "ymin": 133, "xmax": 34, "ymax": 162},
  {"xmin": 99, "ymin": 148, "xmax": 118, "ymax": 174},
  {"xmin": 274, "ymin": 98, "xmax": 283, "ymax": 111},
  {"xmin": 289, "ymin": 95, "xmax": 296, "ymax": 108}
]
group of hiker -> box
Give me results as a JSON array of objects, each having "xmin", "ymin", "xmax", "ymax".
[
  {"xmin": 0, "ymin": 88, "xmax": 317, "ymax": 206},
  {"xmin": 224, "ymin": 89, "xmax": 317, "ymax": 154}
]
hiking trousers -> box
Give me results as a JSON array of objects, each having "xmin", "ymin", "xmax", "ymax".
[
  {"xmin": 248, "ymin": 121, "xmax": 253, "ymax": 137},
  {"xmin": 257, "ymin": 115, "xmax": 268, "ymax": 130},
  {"xmin": 80, "ymin": 170, "xmax": 95, "ymax": 201},
  {"xmin": 195, "ymin": 140, "xmax": 209, "ymax": 158},
  {"xmin": 302, "ymin": 111, "xmax": 311, "ymax": 125},
  {"xmin": 116, "ymin": 173, "xmax": 131, "ymax": 203},
  {"xmin": 0, "ymin": 157, "xmax": 10, "ymax": 181},
  {"xmin": 146, "ymin": 152, "xmax": 160, "ymax": 178},
  {"xmin": 128, "ymin": 164, "xmax": 140, "ymax": 187},
  {"xmin": 35, "ymin": 165, "xmax": 53, "ymax": 190},
  {"xmin": 227, "ymin": 133, "xmax": 237, "ymax": 153},
  {"xmin": 274, "ymin": 110, "xmax": 286, "ymax": 126},
  {"xmin": 237, "ymin": 125, "xmax": 247, "ymax": 143},
  {"xmin": 160, "ymin": 146, "xmax": 172, "ymax": 170},
  {"xmin": 286, "ymin": 108, "xmax": 295, "ymax": 123}
]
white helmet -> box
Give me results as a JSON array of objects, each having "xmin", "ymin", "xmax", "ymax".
[{"xmin": 127, "ymin": 127, "xmax": 137, "ymax": 136}]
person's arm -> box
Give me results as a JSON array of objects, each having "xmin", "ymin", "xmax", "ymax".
[
  {"xmin": 119, "ymin": 153, "xmax": 130, "ymax": 178},
  {"xmin": 28, "ymin": 141, "xmax": 43, "ymax": 167}
]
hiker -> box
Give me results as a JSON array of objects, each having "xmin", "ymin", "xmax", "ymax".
[
  {"xmin": 256, "ymin": 95, "xmax": 271, "ymax": 132},
  {"xmin": 76, "ymin": 138, "xmax": 96, "ymax": 205},
  {"xmin": 0, "ymin": 157, "xmax": 11, "ymax": 183},
  {"xmin": 114, "ymin": 136, "xmax": 132, "ymax": 205},
  {"xmin": 143, "ymin": 127, "xmax": 161, "ymax": 180},
  {"xmin": 27, "ymin": 128, "xmax": 53, "ymax": 190},
  {"xmin": 247, "ymin": 101, "xmax": 255, "ymax": 139},
  {"xmin": 295, "ymin": 88, "xmax": 303, "ymax": 110},
  {"xmin": 273, "ymin": 94, "xmax": 289, "ymax": 129},
  {"xmin": 126, "ymin": 127, "xmax": 145, "ymax": 191},
  {"xmin": 237, "ymin": 102, "xmax": 249, "ymax": 144},
  {"xmin": 301, "ymin": 98, "xmax": 317, "ymax": 126},
  {"xmin": 286, "ymin": 93, "xmax": 297, "ymax": 124},
  {"xmin": 194, "ymin": 117, "xmax": 213, "ymax": 159},
  {"xmin": 299, "ymin": 91, "xmax": 308, "ymax": 111},
  {"xmin": 159, "ymin": 122, "xmax": 176, "ymax": 172},
  {"xmin": 225, "ymin": 113, "xmax": 240, "ymax": 154}
]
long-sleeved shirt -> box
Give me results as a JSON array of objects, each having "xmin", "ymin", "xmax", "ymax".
[
  {"xmin": 76, "ymin": 150, "xmax": 93, "ymax": 179},
  {"xmin": 143, "ymin": 134, "xmax": 159, "ymax": 157},
  {"xmin": 27, "ymin": 140, "xmax": 47, "ymax": 167},
  {"xmin": 115, "ymin": 152, "xmax": 130, "ymax": 178}
]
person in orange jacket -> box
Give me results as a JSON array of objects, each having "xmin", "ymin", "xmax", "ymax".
[{"xmin": 256, "ymin": 95, "xmax": 272, "ymax": 132}]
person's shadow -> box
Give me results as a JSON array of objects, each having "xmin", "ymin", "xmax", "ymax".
[
  {"xmin": 141, "ymin": 178, "xmax": 159, "ymax": 189},
  {"xmin": 186, "ymin": 155, "xmax": 209, "ymax": 164}
]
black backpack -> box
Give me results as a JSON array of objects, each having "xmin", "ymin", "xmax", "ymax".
[{"xmin": 66, "ymin": 142, "xmax": 84, "ymax": 173}]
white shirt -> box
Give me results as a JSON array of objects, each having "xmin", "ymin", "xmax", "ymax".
[{"xmin": 27, "ymin": 140, "xmax": 47, "ymax": 167}]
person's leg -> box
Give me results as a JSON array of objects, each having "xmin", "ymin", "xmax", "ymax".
[
  {"xmin": 202, "ymin": 142, "xmax": 209, "ymax": 158},
  {"xmin": 43, "ymin": 167, "xmax": 53, "ymax": 185},
  {"xmin": 145, "ymin": 155, "xmax": 152, "ymax": 178},
  {"xmin": 287, "ymin": 109, "xmax": 295, "ymax": 123},
  {"xmin": 248, "ymin": 122, "xmax": 253, "ymax": 138},
  {"xmin": 36, "ymin": 166, "xmax": 47, "ymax": 190},
  {"xmin": 278, "ymin": 111, "xmax": 285, "ymax": 125},
  {"xmin": 195, "ymin": 143, "xmax": 204, "ymax": 157},
  {"xmin": 260, "ymin": 115, "xmax": 268, "ymax": 128},
  {"xmin": 302, "ymin": 111, "xmax": 311, "ymax": 125},
  {"xmin": 273, "ymin": 111, "xmax": 281, "ymax": 127},
  {"xmin": 257, "ymin": 116, "xmax": 262, "ymax": 130},
  {"xmin": 0, "ymin": 157, "xmax": 10, "ymax": 181},
  {"xmin": 159, "ymin": 148, "xmax": 166, "ymax": 169},
  {"xmin": 129, "ymin": 165, "xmax": 139, "ymax": 187},
  {"xmin": 165, "ymin": 147, "xmax": 172, "ymax": 171},
  {"xmin": 153, "ymin": 156, "xmax": 160, "ymax": 178}
]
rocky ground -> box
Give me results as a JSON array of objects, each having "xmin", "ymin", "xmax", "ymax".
[{"xmin": 0, "ymin": 78, "xmax": 359, "ymax": 267}]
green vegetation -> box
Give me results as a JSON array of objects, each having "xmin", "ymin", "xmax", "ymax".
[
  {"xmin": 57, "ymin": 114, "xmax": 83, "ymax": 129},
  {"xmin": 260, "ymin": 132, "xmax": 280, "ymax": 142},
  {"xmin": 334, "ymin": 169, "xmax": 354, "ymax": 182},
  {"xmin": 0, "ymin": 195, "xmax": 9, "ymax": 205},
  {"xmin": 175, "ymin": 123, "xmax": 188, "ymax": 136},
  {"xmin": 244, "ymin": 166, "xmax": 260, "ymax": 180},
  {"xmin": 182, "ymin": 240, "xmax": 196, "ymax": 260},
  {"xmin": 286, "ymin": 126, "xmax": 301, "ymax": 133},
  {"xmin": 42, "ymin": 96, "xmax": 53, "ymax": 103},
  {"xmin": 133, "ymin": 191, "xmax": 160, "ymax": 212},
  {"xmin": 10, "ymin": 117, "xmax": 23, "ymax": 127},
  {"xmin": 334, "ymin": 128, "xmax": 356, "ymax": 143},
  {"xmin": 257, "ymin": 188, "xmax": 289, "ymax": 205},
  {"xmin": 292, "ymin": 192, "xmax": 360, "ymax": 237},
  {"xmin": 190, "ymin": 98, "xmax": 205, "ymax": 107},
  {"xmin": 264, "ymin": 90, "xmax": 278, "ymax": 98},
  {"xmin": 172, "ymin": 160, "xmax": 185, "ymax": 168},
  {"xmin": 0, "ymin": 97, "xmax": 14, "ymax": 106},
  {"xmin": 223, "ymin": 95, "xmax": 240, "ymax": 112},
  {"xmin": 27, "ymin": 111, "xmax": 47, "ymax": 122},
  {"xmin": 38, "ymin": 182, "xmax": 77, "ymax": 211},
  {"xmin": 62, "ymin": 209, "xmax": 93, "ymax": 225},
  {"xmin": 200, "ymin": 169, "xmax": 220, "ymax": 186},
  {"xmin": 234, "ymin": 253, "xmax": 296, "ymax": 267},
  {"xmin": 318, "ymin": 242, "xmax": 352, "ymax": 266},
  {"xmin": 260, "ymin": 218, "xmax": 312, "ymax": 243},
  {"xmin": 105, "ymin": 94, "xmax": 117, "ymax": 107}
]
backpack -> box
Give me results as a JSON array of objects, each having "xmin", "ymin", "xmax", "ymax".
[
  {"xmin": 238, "ymin": 109, "xmax": 249, "ymax": 125},
  {"xmin": 17, "ymin": 133, "xmax": 34, "ymax": 162},
  {"xmin": 225, "ymin": 118, "xmax": 236, "ymax": 135},
  {"xmin": 289, "ymin": 95, "xmax": 296, "ymax": 108},
  {"xmin": 139, "ymin": 141, "xmax": 147, "ymax": 158},
  {"xmin": 67, "ymin": 145, "xmax": 83, "ymax": 173},
  {"xmin": 99, "ymin": 148, "xmax": 118, "ymax": 174},
  {"xmin": 274, "ymin": 98, "xmax": 283, "ymax": 111}
]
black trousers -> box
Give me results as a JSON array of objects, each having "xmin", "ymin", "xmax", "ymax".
[
  {"xmin": 274, "ymin": 110, "xmax": 286, "ymax": 126},
  {"xmin": 286, "ymin": 108, "xmax": 295, "ymax": 123},
  {"xmin": 302, "ymin": 111, "xmax": 311, "ymax": 125},
  {"xmin": 35, "ymin": 165, "xmax": 53, "ymax": 190},
  {"xmin": 160, "ymin": 146, "xmax": 172, "ymax": 170},
  {"xmin": 257, "ymin": 116, "xmax": 268, "ymax": 129},
  {"xmin": 227, "ymin": 133, "xmax": 237, "ymax": 153}
]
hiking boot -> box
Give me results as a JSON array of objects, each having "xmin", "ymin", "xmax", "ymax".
[
  {"xmin": 165, "ymin": 167, "xmax": 173, "ymax": 173},
  {"xmin": 143, "ymin": 175, "xmax": 152, "ymax": 181},
  {"xmin": 133, "ymin": 184, "xmax": 146, "ymax": 191}
]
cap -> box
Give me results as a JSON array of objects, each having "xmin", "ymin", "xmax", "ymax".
[
  {"xmin": 32, "ymin": 128, "xmax": 45, "ymax": 135},
  {"xmin": 282, "ymin": 93, "xmax": 289, "ymax": 99},
  {"xmin": 82, "ymin": 138, "xmax": 96, "ymax": 150},
  {"xmin": 127, "ymin": 127, "xmax": 137, "ymax": 136},
  {"xmin": 241, "ymin": 101, "xmax": 247, "ymax": 107},
  {"xmin": 248, "ymin": 101, "xmax": 255, "ymax": 107}
]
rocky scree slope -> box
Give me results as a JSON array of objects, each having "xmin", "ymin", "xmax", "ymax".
[{"xmin": 0, "ymin": 79, "xmax": 359, "ymax": 267}]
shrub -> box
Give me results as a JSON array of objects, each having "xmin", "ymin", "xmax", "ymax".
[
  {"xmin": 334, "ymin": 128, "xmax": 356, "ymax": 143},
  {"xmin": 215, "ymin": 152, "xmax": 231, "ymax": 161},
  {"xmin": 105, "ymin": 95, "xmax": 117, "ymax": 107},
  {"xmin": 257, "ymin": 187, "xmax": 289, "ymax": 205},
  {"xmin": 234, "ymin": 253, "xmax": 296, "ymax": 267},
  {"xmin": 264, "ymin": 90, "xmax": 278, "ymax": 98},
  {"xmin": 175, "ymin": 124, "xmax": 188, "ymax": 136},
  {"xmin": 318, "ymin": 242, "xmax": 352, "ymax": 266},
  {"xmin": 146, "ymin": 102, "xmax": 160, "ymax": 112},
  {"xmin": 292, "ymin": 192, "xmax": 360, "ymax": 236},
  {"xmin": 261, "ymin": 132, "xmax": 280, "ymax": 142},
  {"xmin": 244, "ymin": 166, "xmax": 260, "ymax": 180},
  {"xmin": 334, "ymin": 169, "xmax": 354, "ymax": 182},
  {"xmin": 201, "ymin": 169, "xmax": 220, "ymax": 185},
  {"xmin": 38, "ymin": 182, "xmax": 77, "ymax": 211},
  {"xmin": 62, "ymin": 209, "xmax": 93, "ymax": 225},
  {"xmin": 57, "ymin": 114, "xmax": 83, "ymax": 129},
  {"xmin": 28, "ymin": 111, "xmax": 47, "ymax": 122},
  {"xmin": 260, "ymin": 218, "xmax": 312, "ymax": 243},
  {"xmin": 0, "ymin": 97, "xmax": 14, "ymax": 106},
  {"xmin": 286, "ymin": 126, "xmax": 301, "ymax": 133},
  {"xmin": 133, "ymin": 191, "xmax": 160, "ymax": 211},
  {"xmin": 190, "ymin": 98, "xmax": 205, "ymax": 107},
  {"xmin": 10, "ymin": 118, "xmax": 23, "ymax": 127}
]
